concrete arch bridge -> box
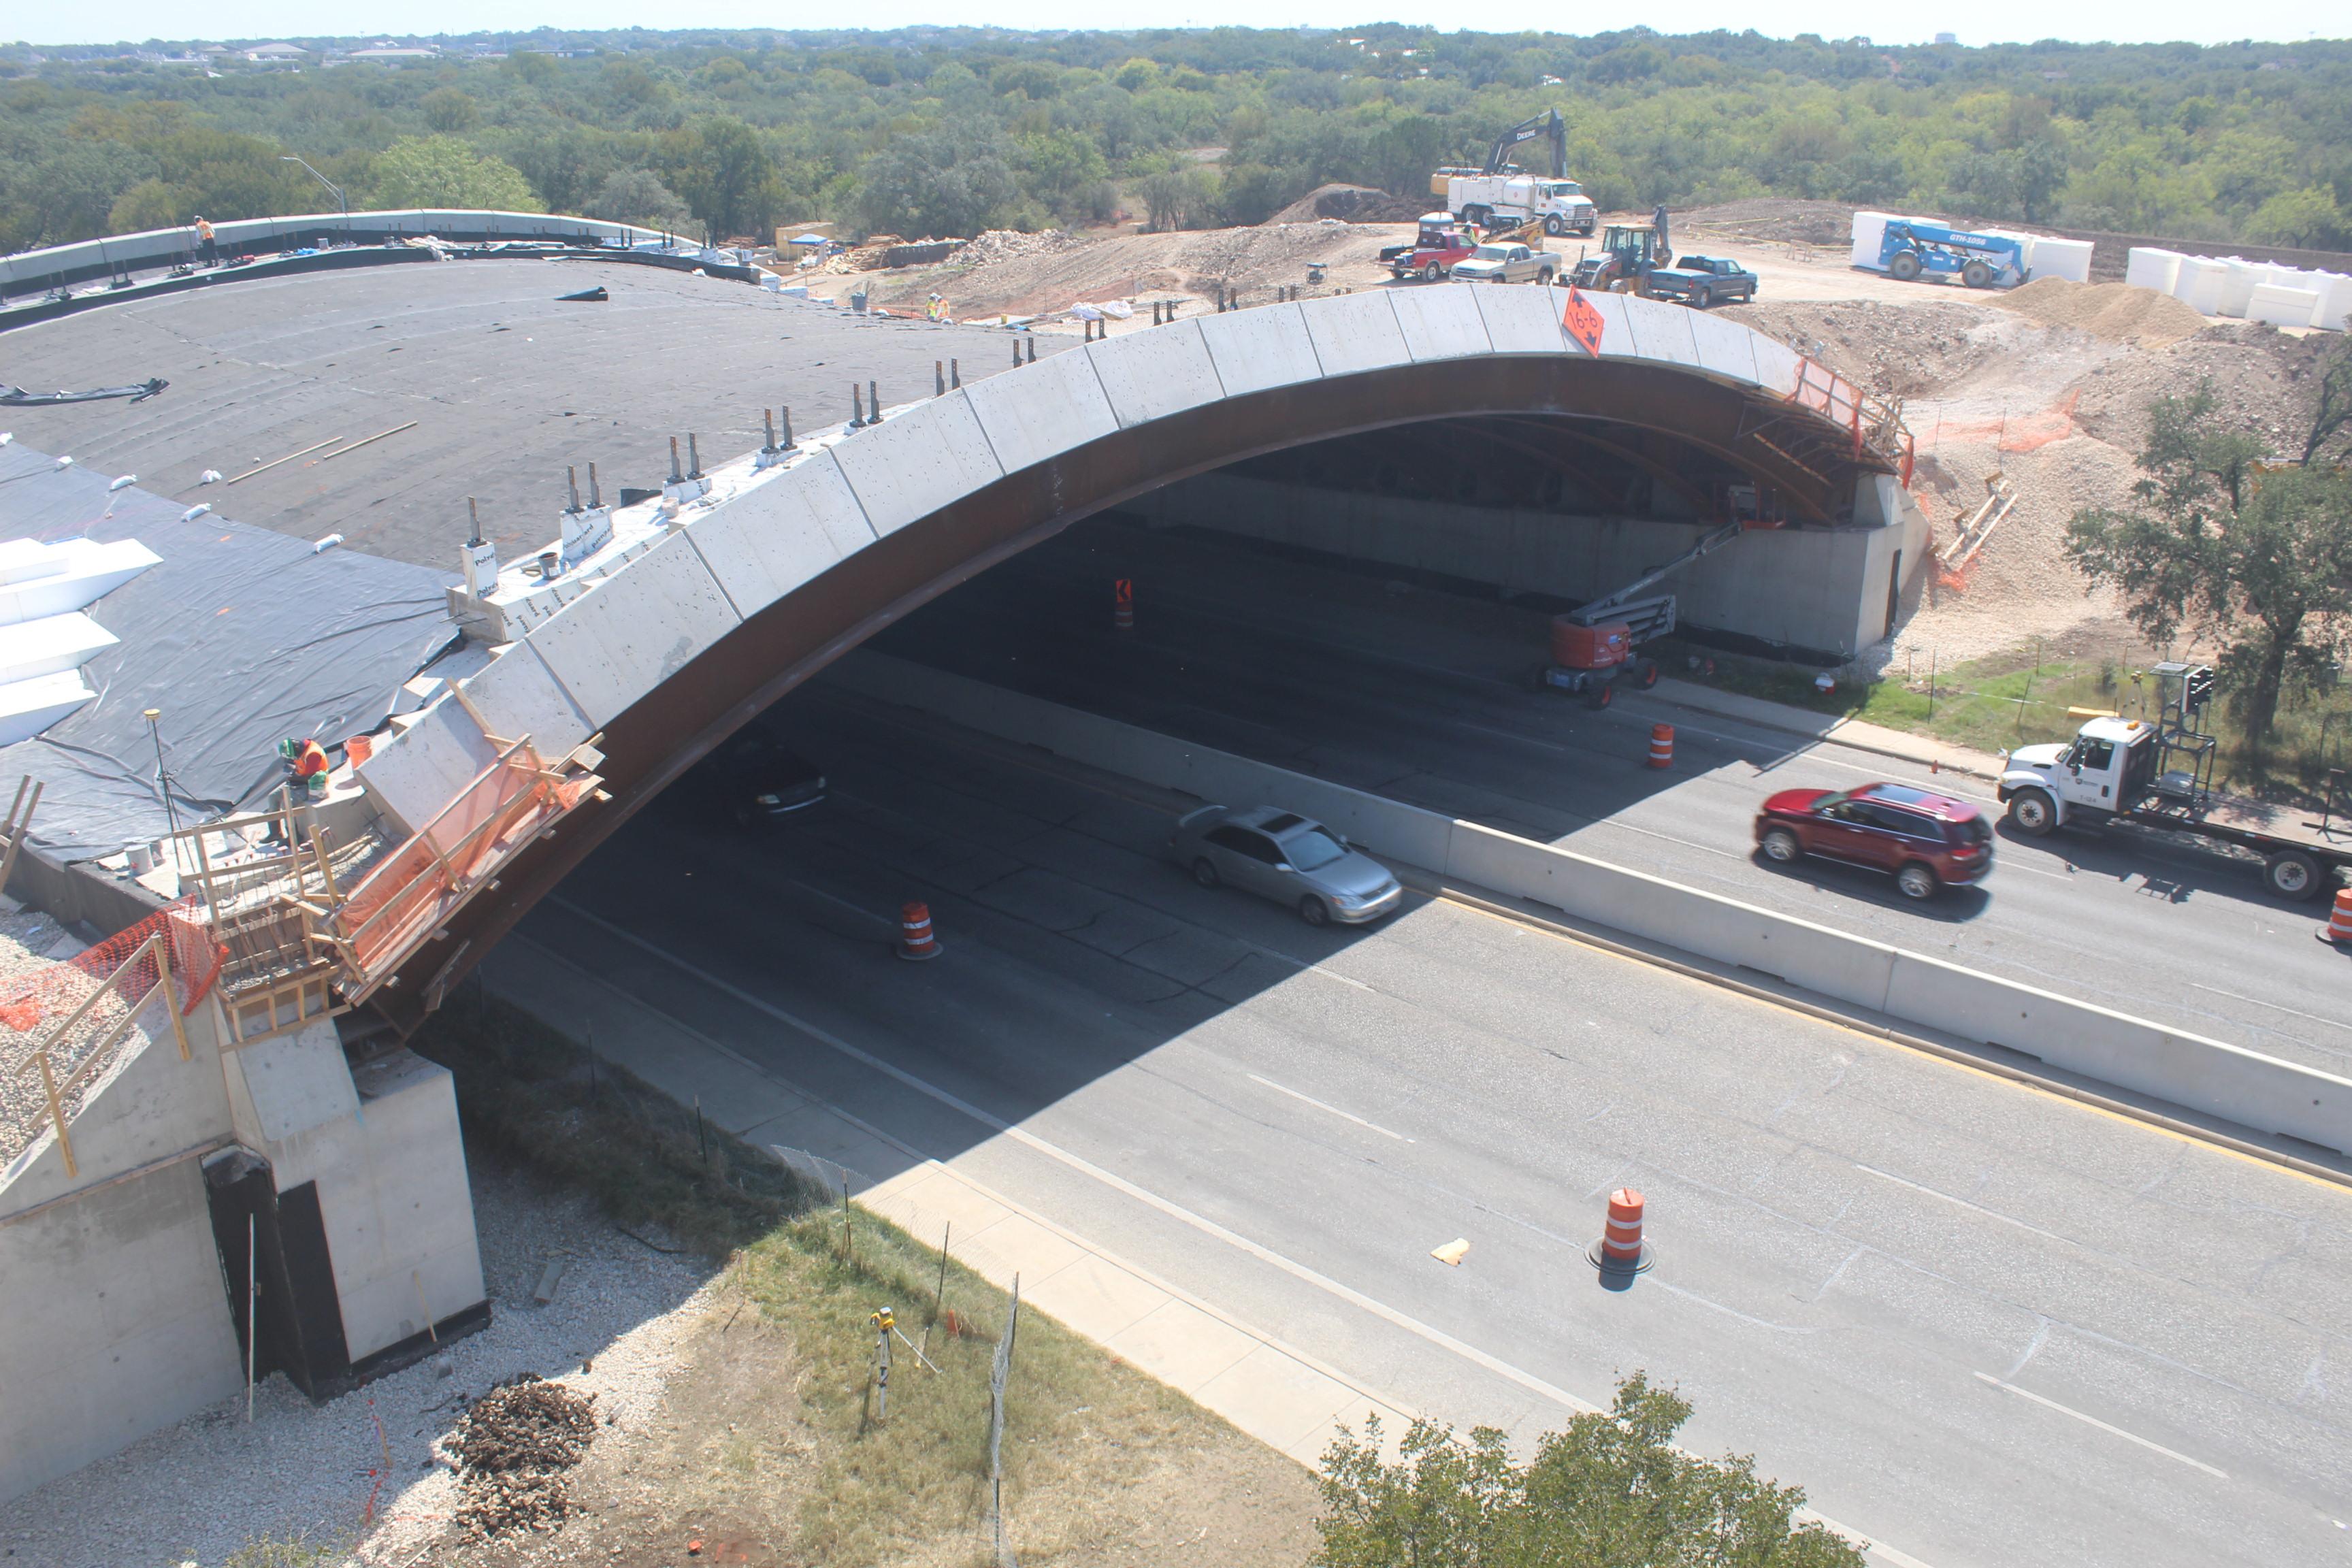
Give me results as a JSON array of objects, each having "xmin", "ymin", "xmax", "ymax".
[{"xmin": 324, "ymin": 282, "xmax": 1921, "ymax": 1028}]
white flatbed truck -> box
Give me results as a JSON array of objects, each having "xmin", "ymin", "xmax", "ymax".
[{"xmin": 1996, "ymin": 664, "xmax": 2351, "ymax": 900}]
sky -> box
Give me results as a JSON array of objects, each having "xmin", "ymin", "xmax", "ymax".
[{"xmin": 8, "ymin": 1, "xmax": 2338, "ymax": 49}]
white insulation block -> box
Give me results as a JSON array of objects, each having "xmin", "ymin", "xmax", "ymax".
[
  {"xmin": 2247, "ymin": 284, "xmax": 2323, "ymax": 329},
  {"xmin": 1850, "ymin": 211, "xmax": 1891, "ymax": 269},
  {"xmin": 2030, "ymin": 238, "xmax": 2093, "ymax": 283},
  {"xmin": 2315, "ymin": 274, "xmax": 2352, "ymax": 332},
  {"xmin": 2216, "ymin": 261, "xmax": 2266, "ymax": 318},
  {"xmin": 2125, "ymin": 248, "xmax": 2183, "ymax": 293},
  {"xmin": 2173, "ymin": 258, "xmax": 2228, "ymax": 314}
]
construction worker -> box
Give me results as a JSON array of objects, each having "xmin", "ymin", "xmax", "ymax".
[
  {"xmin": 195, "ymin": 215, "xmax": 217, "ymax": 266},
  {"xmin": 278, "ymin": 736, "xmax": 328, "ymax": 780}
]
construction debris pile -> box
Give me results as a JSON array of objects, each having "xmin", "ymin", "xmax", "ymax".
[
  {"xmin": 448, "ymin": 1373, "xmax": 600, "ymax": 1541},
  {"xmin": 950, "ymin": 227, "xmax": 1092, "ymax": 268}
]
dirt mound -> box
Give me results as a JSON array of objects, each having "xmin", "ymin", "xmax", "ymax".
[
  {"xmin": 1676, "ymin": 199, "xmax": 1857, "ymax": 247},
  {"xmin": 1724, "ymin": 298, "xmax": 2004, "ymax": 397},
  {"xmin": 885, "ymin": 220, "xmax": 1406, "ymax": 317},
  {"xmin": 1989, "ymin": 277, "xmax": 2208, "ymax": 348},
  {"xmin": 2068, "ymin": 321, "xmax": 2334, "ymax": 453},
  {"xmin": 1268, "ymin": 184, "xmax": 1426, "ymax": 225},
  {"xmin": 449, "ymin": 1373, "xmax": 600, "ymax": 1540}
]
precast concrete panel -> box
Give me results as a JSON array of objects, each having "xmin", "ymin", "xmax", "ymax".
[
  {"xmin": 683, "ymin": 454, "xmax": 876, "ymax": 619},
  {"xmin": 460, "ymin": 639, "xmax": 595, "ymax": 759},
  {"xmin": 1388, "ymin": 283, "xmax": 1494, "ymax": 363},
  {"xmin": 1471, "ymin": 284, "xmax": 1575, "ymax": 355},
  {"xmin": 830, "ymin": 393, "xmax": 1005, "ymax": 537},
  {"xmin": 1300, "ymin": 291, "xmax": 1411, "ymax": 379},
  {"xmin": 1083, "ymin": 323, "xmax": 1228, "ymax": 429},
  {"xmin": 1196, "ymin": 303, "xmax": 1326, "ymax": 397},
  {"xmin": 355, "ymin": 698, "xmax": 499, "ymax": 838},
  {"xmin": 962, "ymin": 346, "xmax": 1122, "ymax": 473},
  {"xmin": 1577, "ymin": 291, "xmax": 1645, "ymax": 361},
  {"xmin": 1621, "ymin": 297, "xmax": 1703, "ymax": 370},
  {"xmin": 1686, "ymin": 310, "xmax": 1761, "ymax": 387},
  {"xmin": 527, "ymin": 528, "xmax": 742, "ymax": 728},
  {"xmin": 1747, "ymin": 333, "xmax": 1803, "ymax": 399}
]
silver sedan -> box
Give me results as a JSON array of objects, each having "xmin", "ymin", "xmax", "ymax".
[{"xmin": 1169, "ymin": 804, "xmax": 1405, "ymax": 926}]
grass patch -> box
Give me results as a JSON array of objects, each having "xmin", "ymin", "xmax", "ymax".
[
  {"xmin": 407, "ymin": 992, "xmax": 1317, "ymax": 1565},
  {"xmin": 1656, "ymin": 636, "xmax": 2352, "ymax": 805}
]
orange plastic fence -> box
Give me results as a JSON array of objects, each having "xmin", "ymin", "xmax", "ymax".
[
  {"xmin": 0, "ymin": 900, "xmax": 225, "ymax": 1034},
  {"xmin": 332, "ymin": 742, "xmax": 591, "ymax": 979}
]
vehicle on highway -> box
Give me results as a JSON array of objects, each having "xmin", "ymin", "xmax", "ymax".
[
  {"xmin": 672, "ymin": 727, "xmax": 827, "ymax": 828},
  {"xmin": 1644, "ymin": 255, "xmax": 1759, "ymax": 308},
  {"xmin": 1450, "ymin": 242, "xmax": 1558, "ymax": 285},
  {"xmin": 1754, "ymin": 781, "xmax": 1993, "ymax": 900},
  {"xmin": 1997, "ymin": 664, "xmax": 2351, "ymax": 899},
  {"xmin": 1382, "ymin": 214, "xmax": 1478, "ymax": 282},
  {"xmin": 1171, "ymin": 804, "xmax": 1404, "ymax": 926}
]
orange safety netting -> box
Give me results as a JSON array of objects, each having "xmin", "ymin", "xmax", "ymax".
[
  {"xmin": 332, "ymin": 742, "xmax": 592, "ymax": 979},
  {"xmin": 0, "ymin": 900, "xmax": 225, "ymax": 1035}
]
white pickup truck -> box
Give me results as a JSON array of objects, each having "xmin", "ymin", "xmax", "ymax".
[
  {"xmin": 1443, "ymin": 174, "xmax": 1597, "ymax": 237},
  {"xmin": 1998, "ymin": 705, "xmax": 2351, "ymax": 900}
]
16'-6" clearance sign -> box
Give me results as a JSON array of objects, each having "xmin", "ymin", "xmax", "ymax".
[{"xmin": 1562, "ymin": 286, "xmax": 1605, "ymax": 358}]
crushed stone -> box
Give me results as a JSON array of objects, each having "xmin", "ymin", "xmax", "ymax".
[{"xmin": 447, "ymin": 1374, "xmax": 600, "ymax": 1541}]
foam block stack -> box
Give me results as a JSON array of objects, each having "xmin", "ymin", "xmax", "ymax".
[{"xmin": 2130, "ymin": 244, "xmax": 2350, "ymax": 330}]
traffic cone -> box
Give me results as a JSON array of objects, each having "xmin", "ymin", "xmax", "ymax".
[
  {"xmin": 1647, "ymin": 723, "xmax": 1673, "ymax": 769},
  {"xmin": 2320, "ymin": 888, "xmax": 2352, "ymax": 947},
  {"xmin": 898, "ymin": 902, "xmax": 942, "ymax": 961}
]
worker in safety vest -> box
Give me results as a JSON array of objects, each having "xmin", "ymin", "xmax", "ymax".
[
  {"xmin": 195, "ymin": 216, "xmax": 217, "ymax": 266},
  {"xmin": 278, "ymin": 736, "xmax": 328, "ymax": 779}
]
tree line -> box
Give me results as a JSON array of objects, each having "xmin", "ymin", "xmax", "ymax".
[{"xmin": 2, "ymin": 26, "xmax": 2348, "ymax": 256}]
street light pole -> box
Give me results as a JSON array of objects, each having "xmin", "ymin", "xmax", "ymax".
[{"xmin": 279, "ymin": 155, "xmax": 348, "ymax": 239}]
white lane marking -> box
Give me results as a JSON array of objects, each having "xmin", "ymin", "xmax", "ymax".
[
  {"xmin": 551, "ymin": 896, "xmax": 1936, "ymax": 1568},
  {"xmin": 2187, "ymin": 983, "xmax": 2352, "ymax": 1033},
  {"xmin": 1972, "ymin": 1372, "xmax": 2227, "ymax": 1480},
  {"xmin": 1247, "ymin": 1072, "xmax": 1411, "ymax": 1141},
  {"xmin": 1853, "ymin": 1163, "xmax": 2073, "ymax": 1245}
]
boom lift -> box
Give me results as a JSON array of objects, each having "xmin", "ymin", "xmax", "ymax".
[{"xmin": 1536, "ymin": 521, "xmax": 1745, "ymax": 706}]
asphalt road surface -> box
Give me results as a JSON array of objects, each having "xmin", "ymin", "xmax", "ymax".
[
  {"xmin": 858, "ymin": 520, "xmax": 2352, "ymax": 1079},
  {"xmin": 527, "ymin": 688, "xmax": 2352, "ymax": 1568}
]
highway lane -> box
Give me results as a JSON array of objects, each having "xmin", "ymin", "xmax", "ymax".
[
  {"xmin": 527, "ymin": 689, "xmax": 2352, "ymax": 1568},
  {"xmin": 856, "ymin": 521, "xmax": 2352, "ymax": 1078}
]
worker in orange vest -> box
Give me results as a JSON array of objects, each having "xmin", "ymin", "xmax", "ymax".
[
  {"xmin": 278, "ymin": 736, "xmax": 327, "ymax": 778},
  {"xmin": 195, "ymin": 216, "xmax": 217, "ymax": 266}
]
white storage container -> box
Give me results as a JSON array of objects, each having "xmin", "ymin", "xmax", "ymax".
[
  {"xmin": 2315, "ymin": 273, "xmax": 2352, "ymax": 331},
  {"xmin": 2247, "ymin": 283, "xmax": 2323, "ymax": 329},
  {"xmin": 2216, "ymin": 260, "xmax": 2266, "ymax": 318},
  {"xmin": 2172, "ymin": 257, "xmax": 2229, "ymax": 314},
  {"xmin": 2030, "ymin": 237, "xmax": 2095, "ymax": 283},
  {"xmin": 2125, "ymin": 247, "xmax": 2183, "ymax": 293},
  {"xmin": 1850, "ymin": 211, "xmax": 1891, "ymax": 270}
]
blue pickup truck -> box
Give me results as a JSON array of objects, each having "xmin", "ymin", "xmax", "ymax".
[{"xmin": 1643, "ymin": 255, "xmax": 1759, "ymax": 308}]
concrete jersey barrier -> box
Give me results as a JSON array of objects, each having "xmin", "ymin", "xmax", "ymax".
[{"xmin": 823, "ymin": 649, "xmax": 2352, "ymax": 1156}]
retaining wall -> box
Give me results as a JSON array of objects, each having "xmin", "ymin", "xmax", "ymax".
[{"xmin": 824, "ymin": 649, "xmax": 2352, "ymax": 1156}]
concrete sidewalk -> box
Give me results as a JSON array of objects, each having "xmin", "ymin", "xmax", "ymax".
[
  {"xmin": 481, "ymin": 935, "xmax": 1415, "ymax": 1470},
  {"xmin": 1641, "ymin": 675, "xmax": 2010, "ymax": 781}
]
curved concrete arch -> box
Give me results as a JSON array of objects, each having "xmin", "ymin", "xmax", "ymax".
[{"xmin": 359, "ymin": 284, "xmax": 1906, "ymax": 1019}]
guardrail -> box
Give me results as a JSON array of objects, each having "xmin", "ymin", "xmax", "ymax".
[
  {"xmin": 823, "ymin": 650, "xmax": 2352, "ymax": 1157},
  {"xmin": 1, "ymin": 906, "xmax": 221, "ymax": 1179}
]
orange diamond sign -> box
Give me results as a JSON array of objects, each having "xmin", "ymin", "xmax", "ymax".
[{"xmin": 1563, "ymin": 287, "xmax": 1605, "ymax": 358}]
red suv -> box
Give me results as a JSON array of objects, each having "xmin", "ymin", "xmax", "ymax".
[{"xmin": 1753, "ymin": 782, "xmax": 1993, "ymax": 900}]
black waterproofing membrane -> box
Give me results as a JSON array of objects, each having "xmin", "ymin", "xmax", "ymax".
[{"xmin": 0, "ymin": 442, "xmax": 457, "ymax": 853}]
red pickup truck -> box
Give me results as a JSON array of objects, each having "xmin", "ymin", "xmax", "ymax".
[{"xmin": 1381, "ymin": 214, "xmax": 1477, "ymax": 282}]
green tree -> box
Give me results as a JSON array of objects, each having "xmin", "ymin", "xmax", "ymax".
[
  {"xmin": 420, "ymin": 86, "xmax": 480, "ymax": 133},
  {"xmin": 585, "ymin": 167, "xmax": 693, "ymax": 232},
  {"xmin": 2245, "ymin": 186, "xmax": 2349, "ymax": 249},
  {"xmin": 1316, "ymin": 1373, "xmax": 1865, "ymax": 1568},
  {"xmin": 368, "ymin": 136, "xmax": 542, "ymax": 211},
  {"xmin": 851, "ymin": 125, "xmax": 1015, "ymax": 238},
  {"xmin": 2066, "ymin": 384, "xmax": 2352, "ymax": 742},
  {"xmin": 665, "ymin": 117, "xmax": 784, "ymax": 240}
]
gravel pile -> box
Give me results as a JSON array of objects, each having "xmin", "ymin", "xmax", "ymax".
[
  {"xmin": 1725, "ymin": 298, "xmax": 2004, "ymax": 397},
  {"xmin": 951, "ymin": 227, "xmax": 1090, "ymax": 268},
  {"xmin": 2068, "ymin": 321, "xmax": 2333, "ymax": 454},
  {"xmin": 1988, "ymin": 277, "xmax": 2208, "ymax": 348},
  {"xmin": 1265, "ymin": 184, "xmax": 1424, "ymax": 225},
  {"xmin": 448, "ymin": 1374, "xmax": 600, "ymax": 1541}
]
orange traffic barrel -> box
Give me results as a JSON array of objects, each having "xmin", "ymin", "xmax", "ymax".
[
  {"xmin": 1113, "ymin": 577, "xmax": 1134, "ymax": 632},
  {"xmin": 1647, "ymin": 723, "xmax": 1673, "ymax": 769},
  {"xmin": 898, "ymin": 901, "xmax": 942, "ymax": 961},
  {"xmin": 2321, "ymin": 888, "xmax": 2352, "ymax": 946},
  {"xmin": 1601, "ymin": 1188, "xmax": 1646, "ymax": 1269}
]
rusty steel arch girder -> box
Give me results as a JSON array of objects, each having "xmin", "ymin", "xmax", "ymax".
[{"xmin": 374, "ymin": 350, "xmax": 1889, "ymax": 1029}]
